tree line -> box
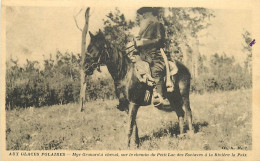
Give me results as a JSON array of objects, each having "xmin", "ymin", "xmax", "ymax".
[{"xmin": 5, "ymin": 50, "xmax": 252, "ymax": 109}]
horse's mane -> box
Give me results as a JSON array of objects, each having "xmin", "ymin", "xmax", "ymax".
[{"xmin": 101, "ymin": 35, "xmax": 132, "ymax": 81}]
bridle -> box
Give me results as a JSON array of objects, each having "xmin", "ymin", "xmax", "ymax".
[{"xmin": 85, "ymin": 41, "xmax": 110, "ymax": 72}]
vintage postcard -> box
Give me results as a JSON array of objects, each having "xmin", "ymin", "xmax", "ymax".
[{"xmin": 1, "ymin": 0, "xmax": 260, "ymax": 160}]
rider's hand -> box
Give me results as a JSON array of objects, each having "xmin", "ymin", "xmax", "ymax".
[
  {"xmin": 135, "ymin": 40, "xmax": 143, "ymax": 47},
  {"xmin": 133, "ymin": 38, "xmax": 143, "ymax": 48}
]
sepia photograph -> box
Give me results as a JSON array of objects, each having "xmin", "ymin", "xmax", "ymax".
[{"xmin": 1, "ymin": 0, "xmax": 260, "ymax": 160}]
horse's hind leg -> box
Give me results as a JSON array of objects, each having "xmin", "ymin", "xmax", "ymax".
[
  {"xmin": 179, "ymin": 80, "xmax": 193, "ymax": 133},
  {"xmin": 184, "ymin": 95, "xmax": 193, "ymax": 132},
  {"xmin": 175, "ymin": 105, "xmax": 185, "ymax": 134},
  {"xmin": 127, "ymin": 102, "xmax": 140, "ymax": 148},
  {"xmin": 168, "ymin": 93, "xmax": 185, "ymax": 134}
]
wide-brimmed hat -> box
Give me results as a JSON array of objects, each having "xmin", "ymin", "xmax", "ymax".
[{"xmin": 137, "ymin": 7, "xmax": 162, "ymax": 16}]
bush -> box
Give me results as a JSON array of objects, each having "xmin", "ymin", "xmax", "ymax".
[{"xmin": 6, "ymin": 52, "xmax": 116, "ymax": 109}]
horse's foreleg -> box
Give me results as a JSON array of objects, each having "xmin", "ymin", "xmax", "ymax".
[
  {"xmin": 127, "ymin": 102, "xmax": 139, "ymax": 148},
  {"xmin": 134, "ymin": 123, "xmax": 139, "ymax": 146}
]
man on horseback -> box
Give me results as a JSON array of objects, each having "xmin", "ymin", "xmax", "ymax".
[
  {"xmin": 85, "ymin": 9, "xmax": 193, "ymax": 144},
  {"xmin": 127, "ymin": 7, "xmax": 177, "ymax": 107}
]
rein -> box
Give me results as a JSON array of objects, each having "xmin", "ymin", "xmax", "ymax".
[{"xmin": 85, "ymin": 42, "xmax": 110, "ymax": 72}]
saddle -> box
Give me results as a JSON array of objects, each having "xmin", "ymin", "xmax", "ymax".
[
  {"xmin": 134, "ymin": 60, "xmax": 178, "ymax": 86},
  {"xmin": 134, "ymin": 58, "xmax": 178, "ymax": 105},
  {"xmin": 133, "ymin": 47, "xmax": 178, "ymax": 88}
]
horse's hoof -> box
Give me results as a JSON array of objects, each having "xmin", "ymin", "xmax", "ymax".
[
  {"xmin": 117, "ymin": 106, "xmax": 129, "ymax": 114},
  {"xmin": 127, "ymin": 142, "xmax": 139, "ymax": 149},
  {"xmin": 116, "ymin": 105, "xmax": 126, "ymax": 111},
  {"xmin": 116, "ymin": 105, "xmax": 124, "ymax": 111}
]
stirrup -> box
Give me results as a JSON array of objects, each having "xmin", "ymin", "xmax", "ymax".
[
  {"xmin": 166, "ymin": 81, "xmax": 174, "ymax": 92},
  {"xmin": 153, "ymin": 92, "xmax": 163, "ymax": 107}
]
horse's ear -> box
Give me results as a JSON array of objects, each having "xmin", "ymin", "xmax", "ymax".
[
  {"xmin": 89, "ymin": 31, "xmax": 94, "ymax": 38},
  {"xmin": 98, "ymin": 29, "xmax": 104, "ymax": 36}
]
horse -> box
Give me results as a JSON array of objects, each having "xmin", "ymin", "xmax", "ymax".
[{"xmin": 84, "ymin": 30, "xmax": 193, "ymax": 148}]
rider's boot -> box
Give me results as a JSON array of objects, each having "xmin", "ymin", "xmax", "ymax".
[{"xmin": 152, "ymin": 79, "xmax": 169, "ymax": 107}]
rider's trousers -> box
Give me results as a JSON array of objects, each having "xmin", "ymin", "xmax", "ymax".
[{"xmin": 139, "ymin": 48, "xmax": 175, "ymax": 98}]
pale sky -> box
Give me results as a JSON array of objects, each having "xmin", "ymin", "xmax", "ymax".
[
  {"xmin": 199, "ymin": 9, "xmax": 252, "ymax": 63},
  {"xmin": 6, "ymin": 7, "xmax": 252, "ymax": 66}
]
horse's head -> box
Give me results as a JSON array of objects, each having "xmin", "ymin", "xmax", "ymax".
[{"xmin": 84, "ymin": 29, "xmax": 109, "ymax": 75}]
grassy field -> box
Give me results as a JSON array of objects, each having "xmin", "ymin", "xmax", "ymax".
[{"xmin": 6, "ymin": 89, "xmax": 252, "ymax": 150}]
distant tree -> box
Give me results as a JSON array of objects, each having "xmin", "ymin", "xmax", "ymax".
[
  {"xmin": 103, "ymin": 8, "xmax": 135, "ymax": 50},
  {"xmin": 209, "ymin": 53, "xmax": 251, "ymax": 90},
  {"xmin": 165, "ymin": 8, "xmax": 215, "ymax": 78},
  {"xmin": 198, "ymin": 53, "xmax": 208, "ymax": 74}
]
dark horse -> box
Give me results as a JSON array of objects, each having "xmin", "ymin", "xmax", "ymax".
[{"xmin": 84, "ymin": 30, "xmax": 193, "ymax": 148}]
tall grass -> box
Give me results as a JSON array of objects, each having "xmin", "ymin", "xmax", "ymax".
[{"xmin": 6, "ymin": 89, "xmax": 251, "ymax": 150}]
